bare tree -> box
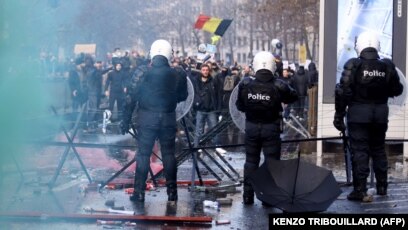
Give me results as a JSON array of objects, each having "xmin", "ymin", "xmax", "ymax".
[
  {"xmin": 77, "ymin": 0, "xmax": 163, "ymax": 56},
  {"xmin": 245, "ymin": 0, "xmax": 319, "ymax": 63},
  {"xmin": 292, "ymin": 0, "xmax": 320, "ymax": 61},
  {"xmin": 73, "ymin": 0, "xmax": 319, "ymax": 62},
  {"xmin": 156, "ymin": 0, "xmax": 201, "ymax": 56}
]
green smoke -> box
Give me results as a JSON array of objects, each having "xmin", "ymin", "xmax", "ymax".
[{"xmin": 0, "ymin": 1, "xmax": 63, "ymax": 201}]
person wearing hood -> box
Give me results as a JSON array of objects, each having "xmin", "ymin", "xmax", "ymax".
[
  {"xmin": 121, "ymin": 39, "xmax": 188, "ymax": 203},
  {"xmin": 307, "ymin": 62, "xmax": 318, "ymax": 88},
  {"xmin": 292, "ymin": 65, "xmax": 308, "ymax": 120},
  {"xmin": 236, "ymin": 51, "xmax": 298, "ymax": 205},
  {"xmin": 77, "ymin": 55, "xmax": 103, "ymax": 131},
  {"xmin": 278, "ymin": 68, "xmax": 295, "ymax": 121},
  {"xmin": 307, "ymin": 62, "xmax": 319, "ymax": 136},
  {"xmin": 217, "ymin": 66, "xmax": 240, "ymax": 114},
  {"xmin": 105, "ymin": 62, "xmax": 126, "ymax": 121}
]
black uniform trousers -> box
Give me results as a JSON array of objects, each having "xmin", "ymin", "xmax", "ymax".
[
  {"xmin": 348, "ymin": 122, "xmax": 388, "ymax": 183},
  {"xmin": 134, "ymin": 110, "xmax": 177, "ymax": 192},
  {"xmin": 244, "ymin": 120, "xmax": 281, "ymax": 192}
]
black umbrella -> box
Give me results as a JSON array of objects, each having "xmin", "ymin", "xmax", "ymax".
[{"xmin": 249, "ymin": 152, "xmax": 342, "ymax": 213}]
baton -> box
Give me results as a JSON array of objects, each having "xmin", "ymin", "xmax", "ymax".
[{"xmin": 341, "ymin": 130, "xmax": 352, "ymax": 185}]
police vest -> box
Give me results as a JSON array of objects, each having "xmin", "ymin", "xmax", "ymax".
[
  {"xmin": 353, "ymin": 59, "xmax": 389, "ymax": 104},
  {"xmin": 243, "ymin": 79, "xmax": 282, "ymax": 122}
]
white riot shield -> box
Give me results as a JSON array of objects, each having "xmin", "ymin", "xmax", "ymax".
[
  {"xmin": 176, "ymin": 77, "xmax": 194, "ymax": 121},
  {"xmin": 388, "ymin": 67, "xmax": 407, "ymax": 117},
  {"xmin": 229, "ymin": 84, "xmax": 246, "ymax": 133}
]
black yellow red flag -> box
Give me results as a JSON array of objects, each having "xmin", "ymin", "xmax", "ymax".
[{"xmin": 194, "ymin": 14, "xmax": 232, "ymax": 36}]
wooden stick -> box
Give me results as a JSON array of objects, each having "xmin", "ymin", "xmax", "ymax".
[{"xmin": 0, "ymin": 211, "xmax": 213, "ymax": 223}]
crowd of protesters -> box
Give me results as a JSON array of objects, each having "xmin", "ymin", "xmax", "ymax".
[{"xmin": 62, "ymin": 46, "xmax": 318, "ymax": 136}]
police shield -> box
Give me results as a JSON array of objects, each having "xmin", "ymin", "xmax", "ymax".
[
  {"xmin": 176, "ymin": 77, "xmax": 194, "ymax": 121},
  {"xmin": 229, "ymin": 84, "xmax": 245, "ymax": 133},
  {"xmin": 388, "ymin": 67, "xmax": 407, "ymax": 117}
]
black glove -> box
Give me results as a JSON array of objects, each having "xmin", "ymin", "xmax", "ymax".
[
  {"xmin": 333, "ymin": 112, "xmax": 346, "ymax": 131},
  {"xmin": 120, "ymin": 121, "xmax": 129, "ymax": 135}
]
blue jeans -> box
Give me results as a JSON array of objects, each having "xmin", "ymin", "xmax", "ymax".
[{"xmin": 194, "ymin": 111, "xmax": 218, "ymax": 147}]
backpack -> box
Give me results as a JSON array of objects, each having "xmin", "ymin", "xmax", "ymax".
[{"xmin": 223, "ymin": 75, "xmax": 235, "ymax": 91}]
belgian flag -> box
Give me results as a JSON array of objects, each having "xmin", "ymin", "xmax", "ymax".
[{"xmin": 194, "ymin": 14, "xmax": 233, "ymax": 37}]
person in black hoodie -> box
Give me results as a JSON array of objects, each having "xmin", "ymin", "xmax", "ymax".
[
  {"xmin": 278, "ymin": 68, "xmax": 295, "ymax": 120},
  {"xmin": 334, "ymin": 32, "xmax": 403, "ymax": 201},
  {"xmin": 215, "ymin": 65, "xmax": 240, "ymax": 143},
  {"xmin": 292, "ymin": 65, "xmax": 308, "ymax": 119},
  {"xmin": 121, "ymin": 39, "xmax": 188, "ymax": 203},
  {"xmin": 236, "ymin": 51, "xmax": 298, "ymax": 205},
  {"xmin": 68, "ymin": 58, "xmax": 85, "ymax": 113},
  {"xmin": 217, "ymin": 66, "xmax": 240, "ymax": 114},
  {"xmin": 307, "ymin": 62, "xmax": 319, "ymax": 135},
  {"xmin": 307, "ymin": 62, "xmax": 318, "ymax": 88},
  {"xmin": 77, "ymin": 55, "xmax": 103, "ymax": 131},
  {"xmin": 105, "ymin": 62, "xmax": 126, "ymax": 121}
]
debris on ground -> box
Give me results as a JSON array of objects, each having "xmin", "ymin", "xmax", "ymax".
[
  {"xmin": 83, "ymin": 207, "xmax": 134, "ymax": 215},
  {"xmin": 105, "ymin": 199, "xmax": 115, "ymax": 207},
  {"xmin": 96, "ymin": 220, "xmax": 123, "ymax": 225},
  {"xmin": 362, "ymin": 195, "xmax": 373, "ymax": 203},
  {"xmin": 216, "ymin": 219, "xmax": 231, "ymax": 225},
  {"xmin": 216, "ymin": 198, "xmax": 233, "ymax": 206}
]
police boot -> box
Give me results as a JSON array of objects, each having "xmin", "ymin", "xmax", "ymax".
[
  {"xmin": 347, "ymin": 180, "xmax": 367, "ymax": 201},
  {"xmin": 243, "ymin": 181, "xmax": 254, "ymax": 205},
  {"xmin": 130, "ymin": 178, "xmax": 145, "ymax": 202},
  {"xmin": 376, "ymin": 179, "xmax": 388, "ymax": 196},
  {"xmin": 167, "ymin": 183, "xmax": 178, "ymax": 202},
  {"xmin": 261, "ymin": 201, "xmax": 272, "ymax": 207},
  {"xmin": 130, "ymin": 188, "xmax": 145, "ymax": 202},
  {"xmin": 130, "ymin": 190, "xmax": 145, "ymax": 202}
]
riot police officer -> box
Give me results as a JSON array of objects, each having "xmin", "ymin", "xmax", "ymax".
[
  {"xmin": 333, "ymin": 32, "xmax": 403, "ymax": 201},
  {"xmin": 121, "ymin": 39, "xmax": 188, "ymax": 202},
  {"xmin": 236, "ymin": 51, "xmax": 298, "ymax": 204}
]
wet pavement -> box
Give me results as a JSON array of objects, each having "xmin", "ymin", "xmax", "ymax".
[{"xmin": 1, "ymin": 120, "xmax": 408, "ymax": 229}]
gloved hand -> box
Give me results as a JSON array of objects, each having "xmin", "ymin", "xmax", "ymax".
[
  {"xmin": 120, "ymin": 121, "xmax": 130, "ymax": 135},
  {"xmin": 333, "ymin": 112, "xmax": 346, "ymax": 131}
]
